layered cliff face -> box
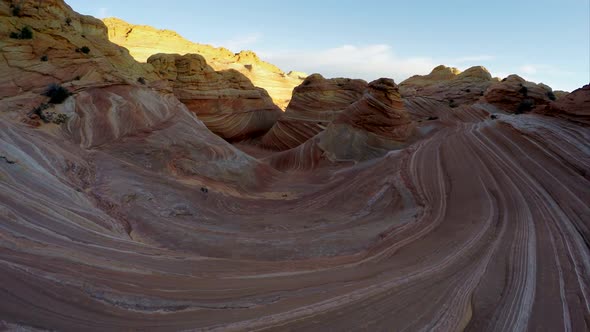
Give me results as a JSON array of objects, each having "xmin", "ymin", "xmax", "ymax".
[
  {"xmin": 400, "ymin": 65, "xmax": 497, "ymax": 106},
  {"xmin": 103, "ymin": 17, "xmax": 304, "ymax": 109},
  {"xmin": 483, "ymin": 74, "xmax": 556, "ymax": 113},
  {"xmin": 261, "ymin": 74, "xmax": 367, "ymax": 150},
  {"xmin": 147, "ymin": 53, "xmax": 283, "ymax": 141}
]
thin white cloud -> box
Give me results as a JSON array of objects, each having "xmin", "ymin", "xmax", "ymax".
[
  {"xmin": 216, "ymin": 33, "xmax": 262, "ymax": 52},
  {"xmin": 520, "ymin": 64, "xmax": 538, "ymax": 75},
  {"xmin": 96, "ymin": 7, "xmax": 109, "ymax": 18},
  {"xmin": 260, "ymin": 44, "xmax": 438, "ymax": 82},
  {"xmin": 454, "ymin": 55, "xmax": 495, "ymax": 63}
]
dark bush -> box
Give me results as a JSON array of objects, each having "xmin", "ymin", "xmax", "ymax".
[
  {"xmin": 40, "ymin": 55, "xmax": 48, "ymax": 61},
  {"xmin": 427, "ymin": 116, "xmax": 439, "ymax": 120},
  {"xmin": 19, "ymin": 26, "xmax": 32, "ymax": 39},
  {"xmin": 51, "ymin": 113, "xmax": 69, "ymax": 124},
  {"xmin": 465, "ymin": 88, "xmax": 471, "ymax": 93},
  {"xmin": 449, "ymin": 99, "xmax": 458, "ymax": 108},
  {"xmin": 42, "ymin": 84, "xmax": 72, "ymax": 104},
  {"xmin": 80, "ymin": 46, "xmax": 90, "ymax": 54},
  {"xmin": 31, "ymin": 103, "xmax": 50, "ymax": 122},
  {"xmin": 11, "ymin": 4, "xmax": 21, "ymax": 16},
  {"xmin": 137, "ymin": 77, "xmax": 146, "ymax": 85},
  {"xmin": 65, "ymin": 17, "xmax": 72, "ymax": 26},
  {"xmin": 546, "ymin": 91, "xmax": 556, "ymax": 101},
  {"xmin": 519, "ymin": 86, "xmax": 528, "ymax": 96},
  {"xmin": 516, "ymin": 99, "xmax": 534, "ymax": 114},
  {"xmin": 9, "ymin": 26, "xmax": 33, "ymax": 40}
]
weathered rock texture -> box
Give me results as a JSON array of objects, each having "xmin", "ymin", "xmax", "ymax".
[
  {"xmin": 103, "ymin": 17, "xmax": 304, "ymax": 109},
  {"xmin": 483, "ymin": 74, "xmax": 556, "ymax": 113},
  {"xmin": 534, "ymin": 84, "xmax": 590, "ymax": 125},
  {"xmin": 147, "ymin": 53, "xmax": 283, "ymax": 141},
  {"xmin": 261, "ymin": 74, "xmax": 367, "ymax": 150},
  {"xmin": 318, "ymin": 78, "xmax": 415, "ymax": 162},
  {"xmin": 1, "ymin": 1, "xmax": 589, "ymax": 332},
  {"xmin": 400, "ymin": 65, "xmax": 496, "ymax": 106}
]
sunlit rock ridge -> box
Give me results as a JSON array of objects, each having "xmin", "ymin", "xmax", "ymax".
[{"xmin": 103, "ymin": 17, "xmax": 305, "ymax": 109}]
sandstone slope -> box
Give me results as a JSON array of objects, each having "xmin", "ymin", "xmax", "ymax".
[
  {"xmin": 1, "ymin": 1, "xmax": 589, "ymax": 331},
  {"xmin": 103, "ymin": 17, "xmax": 305, "ymax": 109}
]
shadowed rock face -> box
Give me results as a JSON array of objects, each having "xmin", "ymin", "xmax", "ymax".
[
  {"xmin": 148, "ymin": 53, "xmax": 283, "ymax": 141},
  {"xmin": 1, "ymin": 1, "xmax": 590, "ymax": 331},
  {"xmin": 400, "ymin": 65, "xmax": 496, "ymax": 106},
  {"xmin": 534, "ymin": 84, "xmax": 590, "ymax": 125},
  {"xmin": 261, "ymin": 74, "xmax": 367, "ymax": 150},
  {"xmin": 483, "ymin": 74, "xmax": 558, "ymax": 113}
]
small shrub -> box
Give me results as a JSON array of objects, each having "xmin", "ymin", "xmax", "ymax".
[
  {"xmin": 65, "ymin": 17, "xmax": 72, "ymax": 26},
  {"xmin": 9, "ymin": 26, "xmax": 33, "ymax": 40},
  {"xmin": 200, "ymin": 187, "xmax": 208, "ymax": 193},
  {"xmin": 516, "ymin": 99, "xmax": 534, "ymax": 114},
  {"xmin": 449, "ymin": 99, "xmax": 458, "ymax": 108},
  {"xmin": 137, "ymin": 77, "xmax": 146, "ymax": 85},
  {"xmin": 80, "ymin": 46, "xmax": 90, "ymax": 54},
  {"xmin": 40, "ymin": 55, "xmax": 48, "ymax": 61},
  {"xmin": 490, "ymin": 114, "xmax": 497, "ymax": 119},
  {"xmin": 465, "ymin": 88, "xmax": 471, "ymax": 93},
  {"xmin": 546, "ymin": 91, "xmax": 556, "ymax": 101},
  {"xmin": 11, "ymin": 4, "xmax": 21, "ymax": 17},
  {"xmin": 42, "ymin": 83, "xmax": 72, "ymax": 104},
  {"xmin": 30, "ymin": 103, "xmax": 50, "ymax": 122},
  {"xmin": 427, "ymin": 116, "xmax": 439, "ymax": 120},
  {"xmin": 52, "ymin": 113, "xmax": 69, "ymax": 124},
  {"xmin": 19, "ymin": 26, "xmax": 33, "ymax": 39},
  {"xmin": 519, "ymin": 86, "xmax": 528, "ymax": 96}
]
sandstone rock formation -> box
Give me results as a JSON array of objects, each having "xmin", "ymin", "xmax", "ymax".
[
  {"xmin": 103, "ymin": 17, "xmax": 304, "ymax": 109},
  {"xmin": 147, "ymin": 53, "xmax": 283, "ymax": 141},
  {"xmin": 318, "ymin": 78, "xmax": 415, "ymax": 161},
  {"xmin": 1, "ymin": 1, "xmax": 589, "ymax": 331},
  {"xmin": 261, "ymin": 74, "xmax": 367, "ymax": 150},
  {"xmin": 483, "ymin": 74, "xmax": 556, "ymax": 113},
  {"xmin": 400, "ymin": 65, "xmax": 496, "ymax": 106},
  {"xmin": 534, "ymin": 84, "xmax": 590, "ymax": 125}
]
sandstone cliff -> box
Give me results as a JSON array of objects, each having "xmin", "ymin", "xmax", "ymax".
[{"xmin": 103, "ymin": 17, "xmax": 304, "ymax": 109}]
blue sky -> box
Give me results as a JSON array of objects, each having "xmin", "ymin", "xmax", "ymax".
[{"xmin": 68, "ymin": 0, "xmax": 589, "ymax": 91}]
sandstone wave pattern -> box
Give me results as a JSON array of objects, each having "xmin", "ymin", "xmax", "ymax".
[{"xmin": 1, "ymin": 1, "xmax": 589, "ymax": 331}]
